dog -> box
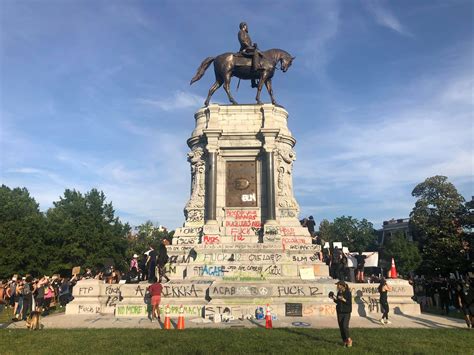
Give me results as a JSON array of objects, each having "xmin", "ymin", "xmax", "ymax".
[{"xmin": 25, "ymin": 311, "xmax": 41, "ymax": 330}]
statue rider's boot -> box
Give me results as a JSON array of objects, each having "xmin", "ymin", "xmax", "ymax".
[{"xmin": 251, "ymin": 52, "xmax": 259, "ymax": 88}]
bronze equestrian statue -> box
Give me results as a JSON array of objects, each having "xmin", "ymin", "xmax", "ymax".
[{"xmin": 190, "ymin": 22, "xmax": 295, "ymax": 106}]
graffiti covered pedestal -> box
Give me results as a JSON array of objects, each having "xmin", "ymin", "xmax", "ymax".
[
  {"xmin": 66, "ymin": 279, "xmax": 419, "ymax": 319},
  {"xmin": 66, "ymin": 105, "xmax": 420, "ymax": 320}
]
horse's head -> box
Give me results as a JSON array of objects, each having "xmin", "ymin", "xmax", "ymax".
[{"xmin": 281, "ymin": 54, "xmax": 295, "ymax": 72}]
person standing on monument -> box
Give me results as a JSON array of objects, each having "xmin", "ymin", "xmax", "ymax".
[
  {"xmin": 238, "ymin": 22, "xmax": 259, "ymax": 88},
  {"xmin": 306, "ymin": 215, "xmax": 316, "ymax": 237},
  {"xmin": 329, "ymin": 280, "xmax": 353, "ymax": 347},
  {"xmin": 378, "ymin": 278, "xmax": 392, "ymax": 324},
  {"xmin": 157, "ymin": 239, "xmax": 170, "ymax": 283},
  {"xmin": 147, "ymin": 246, "xmax": 157, "ymax": 283},
  {"xmin": 354, "ymin": 251, "xmax": 376, "ymax": 283}
]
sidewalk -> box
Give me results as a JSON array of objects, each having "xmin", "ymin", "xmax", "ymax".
[{"xmin": 4, "ymin": 312, "xmax": 466, "ymax": 330}]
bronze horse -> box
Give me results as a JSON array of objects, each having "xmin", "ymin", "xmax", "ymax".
[{"xmin": 190, "ymin": 49, "xmax": 294, "ymax": 106}]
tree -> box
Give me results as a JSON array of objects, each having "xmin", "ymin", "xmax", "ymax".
[
  {"xmin": 318, "ymin": 216, "xmax": 377, "ymax": 252},
  {"xmin": 0, "ymin": 185, "xmax": 48, "ymax": 278},
  {"xmin": 318, "ymin": 219, "xmax": 332, "ymax": 244},
  {"xmin": 381, "ymin": 231, "xmax": 421, "ymax": 277},
  {"xmin": 127, "ymin": 220, "xmax": 175, "ymax": 257},
  {"xmin": 410, "ymin": 175, "xmax": 466, "ymax": 275},
  {"xmin": 45, "ymin": 189, "xmax": 130, "ymax": 273}
]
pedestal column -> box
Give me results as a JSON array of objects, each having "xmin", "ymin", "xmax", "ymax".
[
  {"xmin": 261, "ymin": 128, "xmax": 279, "ymax": 223},
  {"xmin": 265, "ymin": 151, "xmax": 276, "ymax": 221},
  {"xmin": 203, "ymin": 129, "xmax": 222, "ymax": 224}
]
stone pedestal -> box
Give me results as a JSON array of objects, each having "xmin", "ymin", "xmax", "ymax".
[
  {"xmin": 65, "ymin": 104, "xmax": 419, "ymax": 320},
  {"xmin": 174, "ymin": 104, "xmax": 311, "ymax": 247}
]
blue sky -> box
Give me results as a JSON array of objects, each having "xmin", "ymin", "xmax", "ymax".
[{"xmin": 1, "ymin": 0, "xmax": 472, "ymax": 229}]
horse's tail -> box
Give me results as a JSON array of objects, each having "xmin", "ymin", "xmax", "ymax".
[{"xmin": 190, "ymin": 57, "xmax": 215, "ymax": 85}]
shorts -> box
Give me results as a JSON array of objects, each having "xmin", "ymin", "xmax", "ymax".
[
  {"xmin": 151, "ymin": 295, "xmax": 161, "ymax": 306},
  {"xmin": 36, "ymin": 298, "xmax": 44, "ymax": 307},
  {"xmin": 462, "ymin": 304, "xmax": 474, "ymax": 316}
]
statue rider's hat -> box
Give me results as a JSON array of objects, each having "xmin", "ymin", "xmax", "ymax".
[{"xmin": 239, "ymin": 22, "xmax": 247, "ymax": 29}]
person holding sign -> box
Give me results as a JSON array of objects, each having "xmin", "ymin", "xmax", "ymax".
[
  {"xmin": 329, "ymin": 280, "xmax": 353, "ymax": 347},
  {"xmin": 354, "ymin": 251, "xmax": 376, "ymax": 283}
]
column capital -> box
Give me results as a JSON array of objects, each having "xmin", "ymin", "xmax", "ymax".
[
  {"xmin": 203, "ymin": 129, "xmax": 222, "ymax": 152},
  {"xmin": 260, "ymin": 128, "xmax": 280, "ymax": 152}
]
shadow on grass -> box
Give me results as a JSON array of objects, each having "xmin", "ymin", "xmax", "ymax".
[
  {"xmin": 248, "ymin": 318, "xmax": 266, "ymax": 328},
  {"xmin": 394, "ymin": 307, "xmax": 461, "ymax": 329},
  {"xmin": 279, "ymin": 327, "xmax": 339, "ymax": 346}
]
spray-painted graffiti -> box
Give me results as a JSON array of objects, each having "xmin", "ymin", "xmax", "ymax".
[
  {"xmin": 276, "ymin": 285, "xmax": 322, "ymax": 297},
  {"xmin": 303, "ymin": 304, "xmax": 336, "ymax": 316},
  {"xmin": 78, "ymin": 305, "xmax": 101, "ymax": 314},
  {"xmin": 291, "ymin": 255, "xmax": 319, "ymax": 263},
  {"xmin": 203, "ymin": 235, "xmax": 221, "ymax": 244},
  {"xmin": 226, "ymin": 210, "xmax": 259, "ymax": 220},
  {"xmin": 193, "ymin": 265, "xmax": 226, "ymax": 277},
  {"xmin": 162, "ymin": 284, "xmax": 201, "ymax": 298}
]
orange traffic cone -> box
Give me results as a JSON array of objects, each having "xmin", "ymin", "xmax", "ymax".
[
  {"xmin": 177, "ymin": 305, "xmax": 185, "ymax": 330},
  {"xmin": 390, "ymin": 257, "xmax": 397, "ymax": 278},
  {"xmin": 265, "ymin": 304, "xmax": 273, "ymax": 329},
  {"xmin": 164, "ymin": 305, "xmax": 171, "ymax": 330}
]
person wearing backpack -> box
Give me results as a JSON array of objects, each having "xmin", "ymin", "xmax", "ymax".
[{"xmin": 157, "ymin": 240, "xmax": 170, "ymax": 283}]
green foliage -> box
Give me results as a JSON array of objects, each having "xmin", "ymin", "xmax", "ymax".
[
  {"xmin": 318, "ymin": 216, "xmax": 377, "ymax": 252},
  {"xmin": 409, "ymin": 175, "xmax": 466, "ymax": 275},
  {"xmin": 45, "ymin": 189, "xmax": 130, "ymax": 273},
  {"xmin": 381, "ymin": 231, "xmax": 421, "ymax": 277},
  {"xmin": 0, "ymin": 185, "xmax": 48, "ymax": 278},
  {"xmin": 126, "ymin": 220, "xmax": 174, "ymax": 259}
]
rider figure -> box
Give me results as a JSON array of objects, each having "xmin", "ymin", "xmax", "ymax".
[{"xmin": 238, "ymin": 22, "xmax": 259, "ymax": 88}]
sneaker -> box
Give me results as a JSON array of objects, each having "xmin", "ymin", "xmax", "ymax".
[
  {"xmin": 151, "ymin": 319, "xmax": 155, "ymax": 323},
  {"xmin": 385, "ymin": 320, "xmax": 392, "ymax": 324},
  {"xmin": 346, "ymin": 339, "xmax": 353, "ymax": 348},
  {"xmin": 380, "ymin": 318, "xmax": 385, "ymax": 325}
]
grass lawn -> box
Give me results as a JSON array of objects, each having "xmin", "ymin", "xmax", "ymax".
[{"xmin": 0, "ymin": 328, "xmax": 472, "ymax": 354}]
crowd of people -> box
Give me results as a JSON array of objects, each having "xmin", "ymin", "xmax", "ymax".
[
  {"xmin": 411, "ymin": 274, "xmax": 474, "ymax": 328},
  {"xmin": 0, "ymin": 239, "xmax": 172, "ymax": 323},
  {"xmin": 0, "ymin": 274, "xmax": 76, "ymax": 321}
]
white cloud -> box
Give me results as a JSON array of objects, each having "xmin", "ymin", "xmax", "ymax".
[
  {"xmin": 294, "ymin": 67, "xmax": 473, "ymax": 224},
  {"xmin": 138, "ymin": 91, "xmax": 204, "ymax": 111},
  {"xmin": 363, "ymin": 0, "xmax": 412, "ymax": 37}
]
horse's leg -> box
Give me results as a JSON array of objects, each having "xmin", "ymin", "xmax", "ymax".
[
  {"xmin": 255, "ymin": 72, "xmax": 268, "ymax": 105},
  {"xmin": 265, "ymin": 79, "xmax": 276, "ymax": 105},
  {"xmin": 223, "ymin": 72, "xmax": 238, "ymax": 105},
  {"xmin": 204, "ymin": 79, "xmax": 223, "ymax": 106}
]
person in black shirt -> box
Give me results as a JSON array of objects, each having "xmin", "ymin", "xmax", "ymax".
[
  {"xmin": 306, "ymin": 216, "xmax": 316, "ymax": 237},
  {"xmin": 157, "ymin": 240, "xmax": 170, "ymax": 283},
  {"xmin": 378, "ymin": 278, "xmax": 392, "ymax": 324},
  {"xmin": 330, "ymin": 280, "xmax": 353, "ymax": 347},
  {"xmin": 457, "ymin": 277, "xmax": 474, "ymax": 328},
  {"xmin": 353, "ymin": 251, "xmax": 376, "ymax": 283},
  {"xmin": 438, "ymin": 277, "xmax": 450, "ymax": 315}
]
